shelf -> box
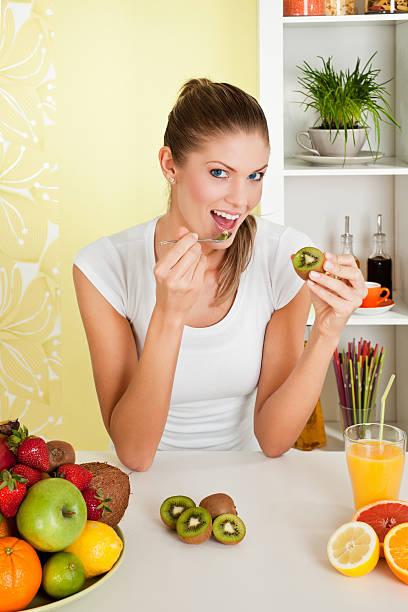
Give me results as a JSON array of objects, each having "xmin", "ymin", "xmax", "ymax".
[
  {"xmin": 307, "ymin": 295, "xmax": 408, "ymax": 326},
  {"xmin": 283, "ymin": 14, "xmax": 408, "ymax": 27},
  {"xmin": 284, "ymin": 156, "xmax": 408, "ymax": 176}
]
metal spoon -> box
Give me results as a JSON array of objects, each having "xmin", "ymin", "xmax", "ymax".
[{"xmin": 160, "ymin": 231, "xmax": 231, "ymax": 246}]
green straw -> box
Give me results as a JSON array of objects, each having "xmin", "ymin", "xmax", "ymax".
[
  {"xmin": 363, "ymin": 358, "xmax": 368, "ymax": 422},
  {"xmin": 379, "ymin": 374, "xmax": 396, "ymax": 445},
  {"xmin": 349, "ymin": 359, "xmax": 357, "ymax": 424}
]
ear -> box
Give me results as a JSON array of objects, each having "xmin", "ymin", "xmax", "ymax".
[{"xmin": 158, "ymin": 146, "xmax": 176, "ymax": 179}]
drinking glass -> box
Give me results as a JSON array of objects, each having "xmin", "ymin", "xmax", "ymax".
[
  {"xmin": 344, "ymin": 423, "xmax": 406, "ymax": 510},
  {"xmin": 339, "ymin": 403, "xmax": 380, "ymax": 431}
]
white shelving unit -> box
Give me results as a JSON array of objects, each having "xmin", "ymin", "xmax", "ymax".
[{"xmin": 259, "ymin": 1, "xmax": 408, "ymax": 438}]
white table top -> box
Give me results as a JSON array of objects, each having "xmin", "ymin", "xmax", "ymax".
[{"xmin": 65, "ymin": 449, "xmax": 408, "ymax": 611}]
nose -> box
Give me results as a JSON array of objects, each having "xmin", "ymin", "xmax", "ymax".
[{"xmin": 225, "ymin": 177, "xmax": 247, "ymax": 209}]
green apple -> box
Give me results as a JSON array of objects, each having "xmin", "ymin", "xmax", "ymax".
[{"xmin": 16, "ymin": 478, "xmax": 87, "ymax": 552}]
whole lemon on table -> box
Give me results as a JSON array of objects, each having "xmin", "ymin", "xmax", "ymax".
[{"xmin": 63, "ymin": 520, "xmax": 123, "ymax": 578}]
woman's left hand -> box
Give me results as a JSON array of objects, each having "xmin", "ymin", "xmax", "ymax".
[{"xmin": 306, "ymin": 252, "xmax": 368, "ymax": 340}]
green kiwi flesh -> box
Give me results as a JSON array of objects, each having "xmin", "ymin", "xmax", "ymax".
[
  {"xmin": 160, "ymin": 495, "xmax": 196, "ymax": 529},
  {"xmin": 216, "ymin": 231, "xmax": 231, "ymax": 240},
  {"xmin": 199, "ymin": 493, "xmax": 237, "ymax": 519},
  {"xmin": 292, "ymin": 246, "xmax": 325, "ymax": 280},
  {"xmin": 212, "ymin": 513, "xmax": 246, "ymax": 545},
  {"xmin": 176, "ymin": 506, "xmax": 212, "ymax": 544}
]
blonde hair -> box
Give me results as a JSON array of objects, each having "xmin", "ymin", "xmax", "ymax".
[{"xmin": 163, "ymin": 78, "xmax": 269, "ymax": 307}]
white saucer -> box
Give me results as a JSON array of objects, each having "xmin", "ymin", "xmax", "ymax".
[
  {"xmin": 354, "ymin": 299, "xmax": 395, "ymax": 315},
  {"xmin": 295, "ymin": 151, "xmax": 385, "ymax": 165}
]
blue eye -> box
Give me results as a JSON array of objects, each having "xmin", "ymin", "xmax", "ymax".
[
  {"xmin": 210, "ymin": 169, "xmax": 227, "ymax": 178},
  {"xmin": 248, "ymin": 172, "xmax": 264, "ymax": 181},
  {"xmin": 210, "ymin": 169, "xmax": 265, "ymax": 181}
]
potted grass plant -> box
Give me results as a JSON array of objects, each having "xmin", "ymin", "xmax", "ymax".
[{"xmin": 294, "ymin": 52, "xmax": 401, "ymax": 160}]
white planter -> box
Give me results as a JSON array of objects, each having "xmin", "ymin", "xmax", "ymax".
[{"xmin": 296, "ymin": 127, "xmax": 369, "ymax": 157}]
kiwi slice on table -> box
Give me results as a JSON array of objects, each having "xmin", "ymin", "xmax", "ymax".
[
  {"xmin": 160, "ymin": 495, "xmax": 196, "ymax": 529},
  {"xmin": 176, "ymin": 506, "xmax": 212, "ymax": 544},
  {"xmin": 199, "ymin": 493, "xmax": 237, "ymax": 519},
  {"xmin": 292, "ymin": 246, "xmax": 325, "ymax": 280},
  {"xmin": 212, "ymin": 513, "xmax": 246, "ymax": 545}
]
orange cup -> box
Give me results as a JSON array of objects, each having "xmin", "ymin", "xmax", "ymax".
[{"xmin": 361, "ymin": 282, "xmax": 390, "ymax": 308}]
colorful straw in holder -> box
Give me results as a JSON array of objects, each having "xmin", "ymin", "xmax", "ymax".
[{"xmin": 333, "ymin": 338, "xmax": 385, "ymax": 429}]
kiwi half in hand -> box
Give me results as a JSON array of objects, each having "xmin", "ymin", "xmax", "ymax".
[
  {"xmin": 292, "ymin": 246, "xmax": 325, "ymax": 280},
  {"xmin": 176, "ymin": 506, "xmax": 212, "ymax": 544},
  {"xmin": 212, "ymin": 513, "xmax": 246, "ymax": 545},
  {"xmin": 160, "ymin": 495, "xmax": 196, "ymax": 529}
]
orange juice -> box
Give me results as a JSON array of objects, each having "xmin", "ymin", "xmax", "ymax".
[{"xmin": 346, "ymin": 440, "xmax": 405, "ymax": 510}]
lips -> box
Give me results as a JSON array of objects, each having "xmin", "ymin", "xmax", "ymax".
[{"xmin": 210, "ymin": 211, "xmax": 240, "ymax": 233}]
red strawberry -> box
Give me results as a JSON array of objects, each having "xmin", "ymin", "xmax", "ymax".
[
  {"xmin": 7, "ymin": 425, "xmax": 50, "ymax": 471},
  {"xmin": 0, "ymin": 439, "xmax": 16, "ymax": 472},
  {"xmin": 55, "ymin": 464, "xmax": 92, "ymax": 491},
  {"xmin": 82, "ymin": 487, "xmax": 112, "ymax": 520},
  {"xmin": 0, "ymin": 469, "xmax": 28, "ymax": 517},
  {"xmin": 11, "ymin": 464, "xmax": 42, "ymax": 487}
]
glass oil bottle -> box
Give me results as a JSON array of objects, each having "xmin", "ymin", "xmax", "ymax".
[
  {"xmin": 293, "ymin": 341, "xmax": 327, "ymax": 451},
  {"xmin": 340, "ymin": 216, "xmax": 360, "ymax": 268},
  {"xmin": 367, "ymin": 214, "xmax": 392, "ymax": 299}
]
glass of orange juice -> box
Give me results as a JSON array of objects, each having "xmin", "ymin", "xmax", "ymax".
[{"xmin": 344, "ymin": 423, "xmax": 406, "ymax": 510}]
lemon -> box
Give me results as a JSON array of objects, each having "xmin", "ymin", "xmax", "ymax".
[
  {"xmin": 63, "ymin": 520, "xmax": 123, "ymax": 578},
  {"xmin": 327, "ymin": 521, "xmax": 379, "ymax": 577}
]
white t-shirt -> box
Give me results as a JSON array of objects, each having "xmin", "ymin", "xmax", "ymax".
[{"xmin": 73, "ymin": 215, "xmax": 313, "ymax": 452}]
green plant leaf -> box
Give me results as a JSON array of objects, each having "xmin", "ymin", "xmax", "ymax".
[{"xmin": 295, "ymin": 52, "xmax": 401, "ymax": 157}]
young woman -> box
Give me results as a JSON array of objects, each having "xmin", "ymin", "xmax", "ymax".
[{"xmin": 73, "ymin": 78, "xmax": 366, "ymax": 471}]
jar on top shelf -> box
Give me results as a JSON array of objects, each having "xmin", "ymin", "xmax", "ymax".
[
  {"xmin": 365, "ymin": 0, "xmax": 408, "ymax": 12},
  {"xmin": 283, "ymin": 0, "xmax": 325, "ymax": 15},
  {"xmin": 325, "ymin": 0, "xmax": 356, "ymax": 14}
]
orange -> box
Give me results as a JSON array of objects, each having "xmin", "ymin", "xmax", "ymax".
[
  {"xmin": 352, "ymin": 500, "xmax": 408, "ymax": 558},
  {"xmin": 0, "ymin": 515, "xmax": 17, "ymax": 539},
  {"xmin": 0, "ymin": 537, "xmax": 42, "ymax": 612},
  {"xmin": 384, "ymin": 522, "xmax": 408, "ymax": 584}
]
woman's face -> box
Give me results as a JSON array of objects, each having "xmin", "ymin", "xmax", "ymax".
[{"xmin": 170, "ymin": 130, "xmax": 270, "ymax": 246}]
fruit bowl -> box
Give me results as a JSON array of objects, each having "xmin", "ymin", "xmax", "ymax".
[{"xmin": 25, "ymin": 525, "xmax": 125, "ymax": 610}]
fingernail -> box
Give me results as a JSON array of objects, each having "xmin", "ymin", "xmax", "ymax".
[
  {"xmin": 324, "ymin": 261, "xmax": 334, "ymax": 271},
  {"xmin": 310, "ymin": 271, "xmax": 320, "ymax": 279},
  {"xmin": 192, "ymin": 233, "xmax": 198, "ymax": 240},
  {"xmin": 325, "ymin": 252, "xmax": 334, "ymax": 260}
]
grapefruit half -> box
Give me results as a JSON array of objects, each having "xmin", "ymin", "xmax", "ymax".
[{"xmin": 352, "ymin": 500, "xmax": 408, "ymax": 557}]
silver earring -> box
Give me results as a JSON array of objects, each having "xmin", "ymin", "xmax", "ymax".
[{"xmin": 169, "ymin": 176, "xmax": 175, "ymax": 183}]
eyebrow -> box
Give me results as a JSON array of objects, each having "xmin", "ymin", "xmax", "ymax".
[{"xmin": 207, "ymin": 161, "xmax": 268, "ymax": 173}]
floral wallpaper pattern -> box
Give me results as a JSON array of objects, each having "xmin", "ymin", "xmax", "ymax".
[{"xmin": 0, "ymin": 0, "xmax": 60, "ymax": 436}]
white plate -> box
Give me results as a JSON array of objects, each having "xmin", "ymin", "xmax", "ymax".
[
  {"xmin": 354, "ymin": 300, "xmax": 395, "ymax": 316},
  {"xmin": 294, "ymin": 152, "xmax": 385, "ymax": 165}
]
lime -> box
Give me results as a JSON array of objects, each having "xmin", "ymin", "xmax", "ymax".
[{"xmin": 42, "ymin": 551, "xmax": 86, "ymax": 599}]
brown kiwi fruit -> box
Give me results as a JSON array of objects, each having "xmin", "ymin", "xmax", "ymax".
[
  {"xmin": 46, "ymin": 440, "xmax": 76, "ymax": 472},
  {"xmin": 292, "ymin": 246, "xmax": 325, "ymax": 280},
  {"xmin": 79, "ymin": 461, "xmax": 130, "ymax": 527},
  {"xmin": 199, "ymin": 493, "xmax": 237, "ymax": 519},
  {"xmin": 176, "ymin": 506, "xmax": 212, "ymax": 544}
]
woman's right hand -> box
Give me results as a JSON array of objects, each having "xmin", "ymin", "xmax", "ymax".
[{"xmin": 154, "ymin": 226, "xmax": 207, "ymax": 322}]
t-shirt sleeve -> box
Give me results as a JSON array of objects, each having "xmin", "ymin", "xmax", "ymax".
[
  {"xmin": 73, "ymin": 236, "xmax": 127, "ymax": 318},
  {"xmin": 271, "ymin": 227, "xmax": 320, "ymax": 311}
]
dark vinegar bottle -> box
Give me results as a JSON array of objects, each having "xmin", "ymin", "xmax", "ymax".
[{"xmin": 367, "ymin": 214, "xmax": 392, "ymax": 299}]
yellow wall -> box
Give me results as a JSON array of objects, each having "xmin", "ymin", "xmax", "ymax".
[{"xmin": 0, "ymin": 0, "xmax": 258, "ymax": 449}]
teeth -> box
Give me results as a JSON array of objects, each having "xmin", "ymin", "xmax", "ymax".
[{"xmin": 212, "ymin": 210, "xmax": 240, "ymax": 220}]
